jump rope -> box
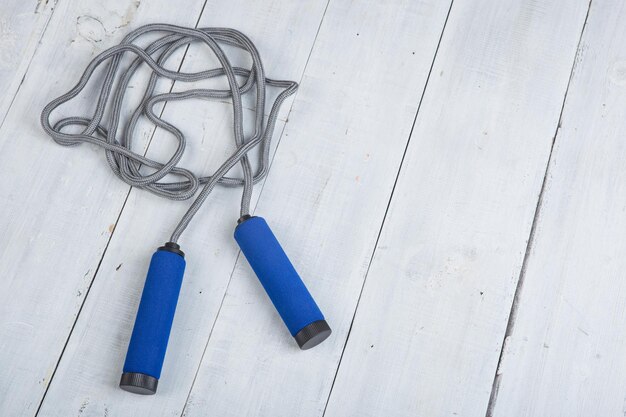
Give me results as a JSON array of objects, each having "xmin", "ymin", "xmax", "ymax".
[{"xmin": 40, "ymin": 24, "xmax": 331, "ymax": 395}]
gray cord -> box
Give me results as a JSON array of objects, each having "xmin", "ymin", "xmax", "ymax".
[{"xmin": 41, "ymin": 24, "xmax": 298, "ymax": 243}]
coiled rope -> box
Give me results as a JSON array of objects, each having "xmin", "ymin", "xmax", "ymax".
[{"xmin": 41, "ymin": 24, "xmax": 298, "ymax": 243}]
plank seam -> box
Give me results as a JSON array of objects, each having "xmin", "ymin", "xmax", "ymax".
[
  {"xmin": 177, "ymin": 2, "xmax": 332, "ymax": 415},
  {"xmin": 483, "ymin": 1, "xmax": 594, "ymax": 415},
  {"xmin": 31, "ymin": 1, "xmax": 211, "ymax": 415},
  {"xmin": 0, "ymin": 0, "xmax": 60, "ymax": 132},
  {"xmin": 319, "ymin": 1, "xmax": 456, "ymax": 415}
]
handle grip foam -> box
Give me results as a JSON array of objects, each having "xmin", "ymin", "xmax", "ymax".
[
  {"xmin": 120, "ymin": 243, "xmax": 186, "ymax": 394},
  {"xmin": 234, "ymin": 216, "xmax": 331, "ymax": 349}
]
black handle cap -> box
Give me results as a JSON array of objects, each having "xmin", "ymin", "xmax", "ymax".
[
  {"xmin": 119, "ymin": 372, "xmax": 158, "ymax": 395},
  {"xmin": 294, "ymin": 320, "xmax": 331, "ymax": 350}
]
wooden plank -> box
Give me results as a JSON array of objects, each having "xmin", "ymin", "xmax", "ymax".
[
  {"xmin": 0, "ymin": 0, "xmax": 209, "ymax": 415},
  {"xmin": 321, "ymin": 0, "xmax": 592, "ymax": 416},
  {"xmin": 0, "ymin": 0, "xmax": 57, "ymax": 123},
  {"xmin": 181, "ymin": 1, "xmax": 455, "ymax": 416},
  {"xmin": 34, "ymin": 1, "xmax": 329, "ymax": 416},
  {"xmin": 489, "ymin": 1, "xmax": 626, "ymax": 416}
]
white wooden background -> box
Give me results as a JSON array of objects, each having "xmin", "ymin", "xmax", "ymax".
[{"xmin": 0, "ymin": 0, "xmax": 623, "ymax": 415}]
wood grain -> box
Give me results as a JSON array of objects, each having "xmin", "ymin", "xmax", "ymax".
[
  {"xmin": 323, "ymin": 0, "xmax": 591, "ymax": 416},
  {"xmin": 181, "ymin": 1, "xmax": 454, "ymax": 416},
  {"xmin": 2, "ymin": 0, "xmax": 622, "ymax": 415},
  {"xmin": 490, "ymin": 1, "xmax": 626, "ymax": 415},
  {"xmin": 0, "ymin": 0, "xmax": 57, "ymax": 123},
  {"xmin": 0, "ymin": 0, "xmax": 208, "ymax": 415},
  {"xmin": 34, "ymin": 1, "xmax": 329, "ymax": 416}
]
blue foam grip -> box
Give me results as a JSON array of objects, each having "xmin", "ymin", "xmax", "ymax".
[
  {"xmin": 122, "ymin": 249, "xmax": 186, "ymax": 379},
  {"xmin": 234, "ymin": 216, "xmax": 325, "ymax": 336}
]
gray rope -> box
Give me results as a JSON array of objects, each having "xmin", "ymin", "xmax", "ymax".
[{"xmin": 41, "ymin": 24, "xmax": 298, "ymax": 243}]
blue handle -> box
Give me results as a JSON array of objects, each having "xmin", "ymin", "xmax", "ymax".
[
  {"xmin": 234, "ymin": 216, "xmax": 331, "ymax": 349},
  {"xmin": 120, "ymin": 244, "xmax": 186, "ymax": 394}
]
